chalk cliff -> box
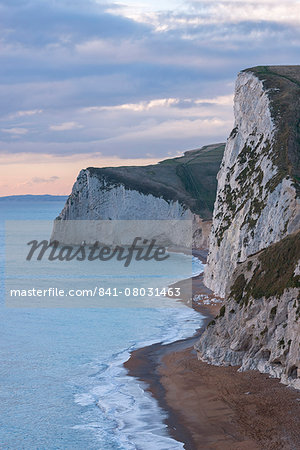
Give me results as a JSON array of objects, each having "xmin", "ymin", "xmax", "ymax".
[
  {"xmin": 197, "ymin": 66, "xmax": 300, "ymax": 389},
  {"xmin": 197, "ymin": 231, "xmax": 300, "ymax": 389},
  {"xmin": 204, "ymin": 66, "xmax": 300, "ymax": 297},
  {"xmin": 56, "ymin": 143, "xmax": 224, "ymax": 248}
]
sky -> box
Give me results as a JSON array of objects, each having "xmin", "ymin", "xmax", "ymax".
[{"xmin": 0, "ymin": 0, "xmax": 299, "ymax": 195}]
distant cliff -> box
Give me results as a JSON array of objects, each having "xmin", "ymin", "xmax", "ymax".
[
  {"xmin": 55, "ymin": 143, "xmax": 225, "ymax": 248},
  {"xmin": 197, "ymin": 66, "xmax": 300, "ymax": 389}
]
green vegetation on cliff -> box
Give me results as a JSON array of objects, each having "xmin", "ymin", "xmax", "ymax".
[
  {"xmin": 87, "ymin": 143, "xmax": 225, "ymax": 219},
  {"xmin": 244, "ymin": 65, "xmax": 300, "ymax": 196},
  {"xmin": 230, "ymin": 230, "xmax": 300, "ymax": 306}
]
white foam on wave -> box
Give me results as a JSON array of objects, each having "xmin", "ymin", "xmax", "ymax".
[
  {"xmin": 72, "ymin": 256, "xmax": 204, "ymax": 449},
  {"xmin": 192, "ymin": 256, "xmax": 205, "ymax": 277},
  {"xmin": 73, "ymin": 306, "xmax": 203, "ymax": 449}
]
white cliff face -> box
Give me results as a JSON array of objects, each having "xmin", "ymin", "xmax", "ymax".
[
  {"xmin": 196, "ymin": 289, "xmax": 300, "ymax": 390},
  {"xmin": 204, "ymin": 72, "xmax": 300, "ymax": 297},
  {"xmin": 57, "ymin": 169, "xmax": 211, "ymax": 248},
  {"xmin": 196, "ymin": 232, "xmax": 300, "ymax": 390}
]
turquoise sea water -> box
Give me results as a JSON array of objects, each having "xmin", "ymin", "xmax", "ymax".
[{"xmin": 0, "ymin": 199, "xmax": 203, "ymax": 449}]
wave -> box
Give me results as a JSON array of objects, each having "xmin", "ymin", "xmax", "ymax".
[
  {"xmin": 192, "ymin": 256, "xmax": 205, "ymax": 277},
  {"xmin": 73, "ymin": 306, "xmax": 203, "ymax": 449}
]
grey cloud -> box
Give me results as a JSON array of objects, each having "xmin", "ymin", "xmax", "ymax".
[
  {"xmin": 0, "ymin": 0, "xmax": 149, "ymax": 47},
  {"xmin": 31, "ymin": 176, "xmax": 60, "ymax": 183},
  {"xmin": 0, "ymin": 1, "xmax": 298, "ymax": 159}
]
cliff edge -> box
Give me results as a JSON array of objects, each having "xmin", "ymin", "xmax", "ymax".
[
  {"xmin": 56, "ymin": 143, "xmax": 225, "ymax": 248},
  {"xmin": 204, "ymin": 66, "xmax": 300, "ymax": 297},
  {"xmin": 197, "ymin": 66, "xmax": 300, "ymax": 389}
]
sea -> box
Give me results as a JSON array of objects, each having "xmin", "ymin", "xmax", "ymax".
[{"xmin": 0, "ymin": 197, "xmax": 204, "ymax": 449}]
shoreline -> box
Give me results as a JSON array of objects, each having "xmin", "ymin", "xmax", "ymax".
[
  {"xmin": 124, "ymin": 301, "xmax": 217, "ymax": 449},
  {"xmin": 124, "ymin": 252, "xmax": 300, "ymax": 449}
]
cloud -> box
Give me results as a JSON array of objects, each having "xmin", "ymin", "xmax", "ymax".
[
  {"xmin": 110, "ymin": 1, "xmax": 300, "ymax": 29},
  {"xmin": 0, "ymin": 0, "xmax": 149, "ymax": 48},
  {"xmin": 0, "ymin": 90, "xmax": 234, "ymax": 159},
  {"xmin": 0, "ymin": 0, "xmax": 298, "ymax": 163},
  {"xmin": 1, "ymin": 127, "xmax": 28, "ymax": 135},
  {"xmin": 189, "ymin": 1, "xmax": 300, "ymax": 26},
  {"xmin": 49, "ymin": 121, "xmax": 83, "ymax": 131},
  {"xmin": 31, "ymin": 175, "xmax": 60, "ymax": 183},
  {"xmin": 80, "ymin": 94, "xmax": 234, "ymax": 114},
  {"xmin": 9, "ymin": 109, "xmax": 43, "ymax": 119},
  {"xmin": 81, "ymin": 98, "xmax": 180, "ymax": 113}
]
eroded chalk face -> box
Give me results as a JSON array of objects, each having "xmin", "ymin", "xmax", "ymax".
[{"xmin": 5, "ymin": 220, "xmax": 193, "ymax": 307}]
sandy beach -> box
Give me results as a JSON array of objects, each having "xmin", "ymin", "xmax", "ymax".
[{"xmin": 124, "ymin": 253, "xmax": 300, "ymax": 449}]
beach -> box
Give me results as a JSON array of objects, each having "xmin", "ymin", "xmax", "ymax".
[{"xmin": 125, "ymin": 254, "xmax": 300, "ymax": 449}]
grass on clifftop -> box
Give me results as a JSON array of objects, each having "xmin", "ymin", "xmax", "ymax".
[
  {"xmin": 87, "ymin": 143, "xmax": 225, "ymax": 219},
  {"xmin": 244, "ymin": 65, "xmax": 300, "ymax": 196}
]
